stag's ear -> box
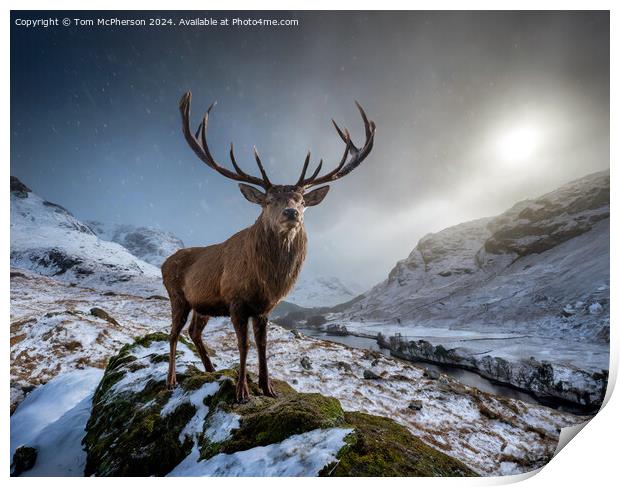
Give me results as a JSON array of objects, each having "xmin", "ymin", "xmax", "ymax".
[
  {"xmin": 303, "ymin": 186, "xmax": 330, "ymax": 207},
  {"xmin": 239, "ymin": 183, "xmax": 266, "ymax": 205}
]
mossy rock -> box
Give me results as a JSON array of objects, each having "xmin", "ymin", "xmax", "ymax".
[
  {"xmin": 83, "ymin": 333, "xmax": 202, "ymax": 476},
  {"xmin": 84, "ymin": 332, "xmax": 476, "ymax": 477},
  {"xmin": 323, "ymin": 412, "xmax": 475, "ymax": 477},
  {"xmin": 218, "ymin": 392, "xmax": 344, "ymax": 455}
]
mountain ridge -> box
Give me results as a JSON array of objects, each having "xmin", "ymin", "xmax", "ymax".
[
  {"xmin": 10, "ymin": 177, "xmax": 163, "ymax": 296},
  {"xmin": 340, "ymin": 169, "xmax": 610, "ymax": 328}
]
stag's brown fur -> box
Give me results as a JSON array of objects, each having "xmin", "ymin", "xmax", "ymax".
[
  {"xmin": 163, "ymin": 189, "xmax": 309, "ymax": 400},
  {"xmin": 163, "ymin": 213, "xmax": 307, "ymax": 318},
  {"xmin": 164, "ymin": 91, "xmax": 375, "ymax": 402}
]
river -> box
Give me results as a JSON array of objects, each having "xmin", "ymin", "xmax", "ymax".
[{"xmin": 297, "ymin": 327, "xmax": 553, "ymax": 409}]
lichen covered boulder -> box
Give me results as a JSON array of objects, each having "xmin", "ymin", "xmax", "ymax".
[
  {"xmin": 83, "ymin": 333, "xmax": 476, "ymax": 477},
  {"xmin": 324, "ymin": 412, "xmax": 473, "ymax": 476}
]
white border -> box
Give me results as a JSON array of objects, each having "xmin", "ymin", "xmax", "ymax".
[{"xmin": 3, "ymin": 2, "xmax": 616, "ymax": 485}]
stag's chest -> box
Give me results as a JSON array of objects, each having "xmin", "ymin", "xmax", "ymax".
[{"xmin": 254, "ymin": 241, "xmax": 306, "ymax": 300}]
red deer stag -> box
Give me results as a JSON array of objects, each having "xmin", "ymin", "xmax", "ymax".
[{"xmin": 163, "ymin": 92, "xmax": 376, "ymax": 402}]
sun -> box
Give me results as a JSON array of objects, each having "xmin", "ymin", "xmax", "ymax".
[{"xmin": 495, "ymin": 124, "xmax": 541, "ymax": 164}]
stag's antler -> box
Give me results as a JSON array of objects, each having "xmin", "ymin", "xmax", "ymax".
[
  {"xmin": 179, "ymin": 91, "xmax": 272, "ymax": 189},
  {"xmin": 296, "ymin": 101, "xmax": 376, "ymax": 188}
]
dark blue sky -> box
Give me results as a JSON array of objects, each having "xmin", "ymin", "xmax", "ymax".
[{"xmin": 11, "ymin": 11, "xmax": 609, "ymax": 286}]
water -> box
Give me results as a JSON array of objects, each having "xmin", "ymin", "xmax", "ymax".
[{"xmin": 297, "ymin": 327, "xmax": 544, "ymax": 407}]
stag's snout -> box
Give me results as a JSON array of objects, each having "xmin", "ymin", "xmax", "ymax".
[{"xmin": 282, "ymin": 208, "xmax": 300, "ymax": 221}]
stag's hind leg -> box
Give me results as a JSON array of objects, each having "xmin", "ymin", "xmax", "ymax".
[
  {"xmin": 167, "ymin": 298, "xmax": 190, "ymax": 390},
  {"xmin": 188, "ymin": 311, "xmax": 216, "ymax": 373}
]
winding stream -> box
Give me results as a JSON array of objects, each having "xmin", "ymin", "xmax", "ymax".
[{"xmin": 297, "ymin": 327, "xmax": 555, "ymax": 409}]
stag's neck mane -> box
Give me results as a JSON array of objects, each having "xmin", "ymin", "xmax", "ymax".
[{"xmin": 248, "ymin": 215, "xmax": 307, "ymax": 300}]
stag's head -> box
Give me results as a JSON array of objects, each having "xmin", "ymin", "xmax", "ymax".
[{"xmin": 179, "ymin": 92, "xmax": 376, "ymax": 236}]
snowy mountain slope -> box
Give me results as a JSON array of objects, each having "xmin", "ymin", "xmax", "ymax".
[
  {"xmin": 86, "ymin": 221, "xmax": 184, "ymax": 266},
  {"xmin": 334, "ymin": 170, "xmax": 610, "ymax": 406},
  {"xmin": 10, "ymin": 177, "xmax": 163, "ymax": 296},
  {"xmin": 345, "ymin": 170, "xmax": 609, "ymax": 327},
  {"xmin": 286, "ymin": 275, "xmax": 363, "ymax": 308},
  {"xmin": 9, "ymin": 271, "xmax": 582, "ymax": 476}
]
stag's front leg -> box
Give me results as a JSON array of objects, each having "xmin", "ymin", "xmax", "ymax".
[
  {"xmin": 253, "ymin": 315, "xmax": 277, "ymax": 397},
  {"xmin": 230, "ymin": 305, "xmax": 251, "ymax": 403}
]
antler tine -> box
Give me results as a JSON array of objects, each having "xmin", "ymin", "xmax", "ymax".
[
  {"xmin": 308, "ymin": 159, "xmax": 323, "ymax": 180},
  {"xmin": 331, "ymin": 119, "xmax": 348, "ymax": 144},
  {"xmin": 295, "ymin": 151, "xmax": 311, "ymax": 187},
  {"xmin": 229, "ymin": 143, "xmax": 249, "ymax": 177},
  {"xmin": 179, "ymin": 91, "xmax": 271, "ymax": 189},
  {"xmin": 253, "ymin": 146, "xmax": 272, "ymax": 187},
  {"xmin": 302, "ymin": 130, "xmax": 351, "ymax": 186},
  {"xmin": 355, "ymin": 100, "xmax": 373, "ymax": 141},
  {"xmin": 299, "ymin": 102, "xmax": 376, "ymax": 187}
]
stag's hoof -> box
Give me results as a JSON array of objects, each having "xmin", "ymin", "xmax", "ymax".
[
  {"xmin": 166, "ymin": 374, "xmax": 177, "ymax": 390},
  {"xmin": 235, "ymin": 380, "xmax": 251, "ymax": 403},
  {"xmin": 260, "ymin": 380, "xmax": 278, "ymax": 398}
]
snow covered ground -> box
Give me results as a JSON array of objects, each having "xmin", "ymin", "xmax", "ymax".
[
  {"xmin": 10, "ymin": 271, "xmax": 585, "ymax": 476},
  {"xmin": 9, "ymin": 172, "xmax": 605, "ymax": 476},
  {"xmin": 10, "ymin": 269, "xmax": 171, "ymax": 409}
]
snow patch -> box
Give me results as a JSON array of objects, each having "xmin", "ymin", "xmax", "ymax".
[
  {"xmin": 167, "ymin": 427, "xmax": 352, "ymax": 477},
  {"xmin": 204, "ymin": 408, "xmax": 241, "ymax": 443},
  {"xmin": 161, "ymin": 380, "xmax": 222, "ymax": 442},
  {"xmin": 10, "ymin": 368, "xmax": 103, "ymax": 458}
]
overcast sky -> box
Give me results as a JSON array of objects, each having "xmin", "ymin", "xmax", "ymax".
[{"xmin": 11, "ymin": 11, "xmax": 609, "ymax": 288}]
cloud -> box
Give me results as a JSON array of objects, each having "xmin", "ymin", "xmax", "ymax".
[{"xmin": 11, "ymin": 11, "xmax": 609, "ymax": 288}]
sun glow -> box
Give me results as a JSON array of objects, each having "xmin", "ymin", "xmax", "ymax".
[{"xmin": 495, "ymin": 124, "xmax": 542, "ymax": 165}]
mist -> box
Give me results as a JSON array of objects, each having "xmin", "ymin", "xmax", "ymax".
[{"xmin": 11, "ymin": 11, "xmax": 609, "ymax": 288}]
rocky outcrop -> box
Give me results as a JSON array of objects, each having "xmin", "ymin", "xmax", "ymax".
[
  {"xmin": 11, "ymin": 446, "xmax": 37, "ymax": 476},
  {"xmin": 485, "ymin": 171, "xmax": 609, "ymax": 256},
  {"xmin": 388, "ymin": 337, "xmax": 607, "ymax": 410},
  {"xmin": 83, "ymin": 333, "xmax": 475, "ymax": 477},
  {"xmin": 10, "ymin": 176, "xmax": 32, "ymax": 198}
]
